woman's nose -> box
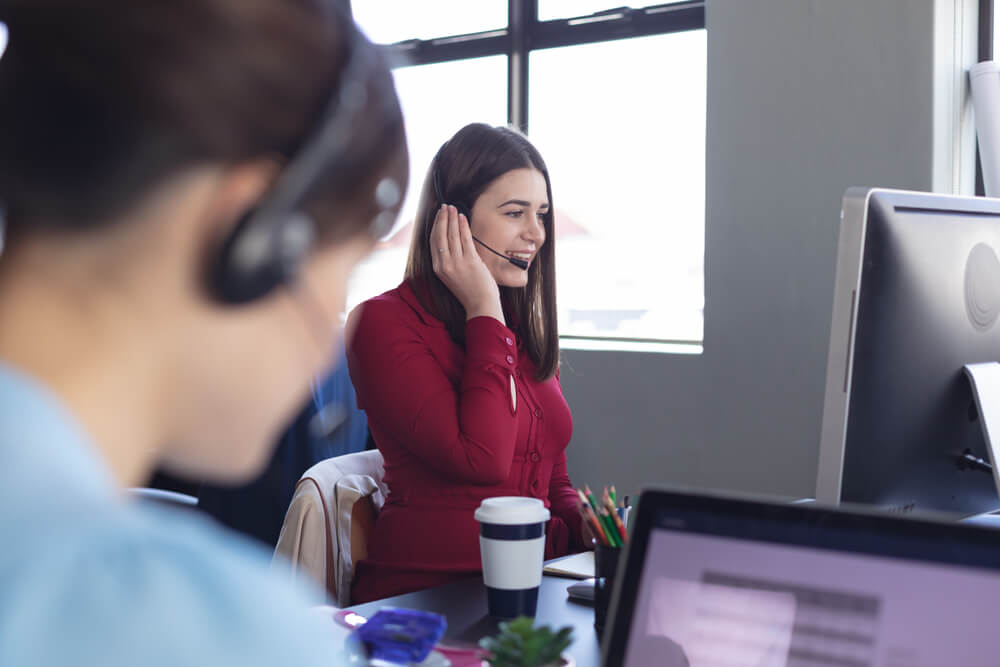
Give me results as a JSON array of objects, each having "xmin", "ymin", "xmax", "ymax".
[{"xmin": 524, "ymin": 214, "xmax": 545, "ymax": 244}]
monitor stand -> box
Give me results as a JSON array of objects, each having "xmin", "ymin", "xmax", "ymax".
[{"xmin": 961, "ymin": 363, "xmax": 1000, "ymax": 525}]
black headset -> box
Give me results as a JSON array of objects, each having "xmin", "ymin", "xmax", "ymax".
[
  {"xmin": 432, "ymin": 149, "xmax": 529, "ymax": 270},
  {"xmin": 432, "ymin": 148, "xmax": 470, "ymax": 221},
  {"xmin": 208, "ymin": 8, "xmax": 398, "ymax": 305}
]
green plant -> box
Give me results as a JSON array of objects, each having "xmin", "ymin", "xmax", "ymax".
[{"xmin": 479, "ymin": 616, "xmax": 574, "ymax": 667}]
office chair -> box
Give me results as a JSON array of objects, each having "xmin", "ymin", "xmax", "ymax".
[{"xmin": 273, "ymin": 449, "xmax": 387, "ymax": 606}]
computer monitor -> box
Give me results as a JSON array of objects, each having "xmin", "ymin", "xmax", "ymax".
[
  {"xmin": 602, "ymin": 487, "xmax": 1000, "ymax": 667},
  {"xmin": 815, "ymin": 188, "xmax": 1000, "ymax": 517}
]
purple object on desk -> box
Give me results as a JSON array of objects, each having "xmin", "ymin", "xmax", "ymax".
[{"xmin": 356, "ymin": 608, "xmax": 447, "ymax": 664}]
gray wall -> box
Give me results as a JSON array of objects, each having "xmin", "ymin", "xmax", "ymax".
[{"xmin": 560, "ymin": 0, "xmax": 947, "ymax": 501}]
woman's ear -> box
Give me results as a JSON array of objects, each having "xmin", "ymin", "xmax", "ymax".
[{"xmin": 199, "ymin": 158, "xmax": 283, "ymax": 245}]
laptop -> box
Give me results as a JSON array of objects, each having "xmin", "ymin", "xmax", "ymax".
[{"xmin": 601, "ymin": 487, "xmax": 1000, "ymax": 667}]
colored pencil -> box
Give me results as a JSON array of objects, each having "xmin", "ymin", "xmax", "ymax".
[
  {"xmin": 576, "ymin": 490, "xmax": 604, "ymax": 545},
  {"xmin": 585, "ymin": 485, "xmax": 619, "ymax": 547},
  {"xmin": 598, "ymin": 508, "xmax": 622, "ymax": 546},
  {"xmin": 593, "ymin": 489, "xmax": 622, "ymax": 547},
  {"xmin": 603, "ymin": 495, "xmax": 628, "ymax": 544},
  {"xmin": 581, "ymin": 487, "xmax": 617, "ymax": 546},
  {"xmin": 577, "ymin": 490, "xmax": 610, "ymax": 546}
]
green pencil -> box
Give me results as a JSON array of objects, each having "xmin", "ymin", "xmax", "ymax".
[{"xmin": 585, "ymin": 485, "xmax": 620, "ymax": 547}]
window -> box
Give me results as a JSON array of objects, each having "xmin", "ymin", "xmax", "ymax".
[
  {"xmin": 538, "ymin": 0, "xmax": 691, "ymax": 22},
  {"xmin": 351, "ymin": 1, "xmax": 506, "ymax": 45},
  {"xmin": 348, "ymin": 56, "xmax": 508, "ymax": 309},
  {"xmin": 349, "ymin": 1, "xmax": 706, "ymax": 348},
  {"xmin": 976, "ymin": 1, "xmax": 996, "ymax": 197},
  {"xmin": 530, "ymin": 31, "xmax": 705, "ymax": 342}
]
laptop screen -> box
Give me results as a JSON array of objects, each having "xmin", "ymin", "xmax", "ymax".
[{"xmin": 604, "ymin": 490, "xmax": 1000, "ymax": 667}]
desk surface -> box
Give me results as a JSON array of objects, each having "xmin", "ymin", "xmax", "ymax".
[{"xmin": 347, "ymin": 575, "xmax": 602, "ymax": 667}]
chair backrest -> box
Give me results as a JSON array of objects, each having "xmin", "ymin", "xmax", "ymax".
[{"xmin": 273, "ymin": 449, "xmax": 386, "ymax": 606}]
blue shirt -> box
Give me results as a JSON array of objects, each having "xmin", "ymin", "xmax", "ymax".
[{"xmin": 0, "ymin": 363, "xmax": 343, "ymax": 666}]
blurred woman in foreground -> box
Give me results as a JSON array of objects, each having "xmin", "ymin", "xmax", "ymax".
[{"xmin": 0, "ymin": 1, "xmax": 406, "ymax": 664}]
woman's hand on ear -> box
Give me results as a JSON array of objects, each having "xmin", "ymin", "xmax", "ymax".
[{"xmin": 430, "ymin": 204, "xmax": 504, "ymax": 323}]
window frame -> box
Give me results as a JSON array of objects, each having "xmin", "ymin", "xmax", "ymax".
[
  {"xmin": 976, "ymin": 0, "xmax": 994, "ymax": 197},
  {"xmin": 348, "ymin": 1, "xmax": 707, "ymax": 349},
  {"xmin": 351, "ymin": 0, "xmax": 706, "ymax": 133}
]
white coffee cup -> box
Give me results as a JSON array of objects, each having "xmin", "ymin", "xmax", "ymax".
[{"xmin": 474, "ymin": 496, "xmax": 551, "ymax": 618}]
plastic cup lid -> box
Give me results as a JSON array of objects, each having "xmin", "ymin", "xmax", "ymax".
[{"xmin": 474, "ymin": 496, "xmax": 550, "ymax": 525}]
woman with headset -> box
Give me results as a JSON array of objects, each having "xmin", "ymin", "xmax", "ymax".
[
  {"xmin": 0, "ymin": 1, "xmax": 406, "ymax": 665},
  {"xmin": 347, "ymin": 123, "xmax": 585, "ymax": 604}
]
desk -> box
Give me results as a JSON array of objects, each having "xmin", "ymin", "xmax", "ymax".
[{"xmin": 347, "ymin": 575, "xmax": 602, "ymax": 667}]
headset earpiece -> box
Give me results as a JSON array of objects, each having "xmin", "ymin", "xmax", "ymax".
[
  {"xmin": 205, "ymin": 2, "xmax": 381, "ymax": 306},
  {"xmin": 432, "ymin": 152, "xmax": 471, "ymax": 220},
  {"xmin": 431, "ymin": 148, "xmax": 529, "ymax": 271},
  {"xmin": 209, "ymin": 208, "xmax": 316, "ymax": 305}
]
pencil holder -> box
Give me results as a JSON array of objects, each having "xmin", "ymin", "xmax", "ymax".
[{"xmin": 593, "ymin": 541, "xmax": 622, "ymax": 637}]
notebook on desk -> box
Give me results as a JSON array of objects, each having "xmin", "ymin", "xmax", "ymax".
[
  {"xmin": 542, "ymin": 551, "xmax": 593, "ymax": 579},
  {"xmin": 601, "ymin": 487, "xmax": 1000, "ymax": 667}
]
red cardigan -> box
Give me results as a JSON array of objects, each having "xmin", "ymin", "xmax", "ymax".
[{"xmin": 347, "ymin": 280, "xmax": 584, "ymax": 603}]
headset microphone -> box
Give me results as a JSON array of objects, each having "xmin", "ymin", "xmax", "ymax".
[
  {"xmin": 432, "ymin": 155, "xmax": 529, "ymax": 271},
  {"xmin": 472, "ymin": 237, "xmax": 529, "ymax": 269}
]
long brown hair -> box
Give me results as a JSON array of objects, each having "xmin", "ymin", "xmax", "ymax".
[{"xmin": 405, "ymin": 123, "xmax": 559, "ymax": 381}]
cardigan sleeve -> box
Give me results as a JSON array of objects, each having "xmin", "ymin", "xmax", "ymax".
[{"xmin": 347, "ymin": 300, "xmax": 519, "ymax": 485}]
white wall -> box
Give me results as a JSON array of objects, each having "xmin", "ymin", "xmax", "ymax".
[{"xmin": 560, "ymin": 0, "xmax": 976, "ymax": 501}]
